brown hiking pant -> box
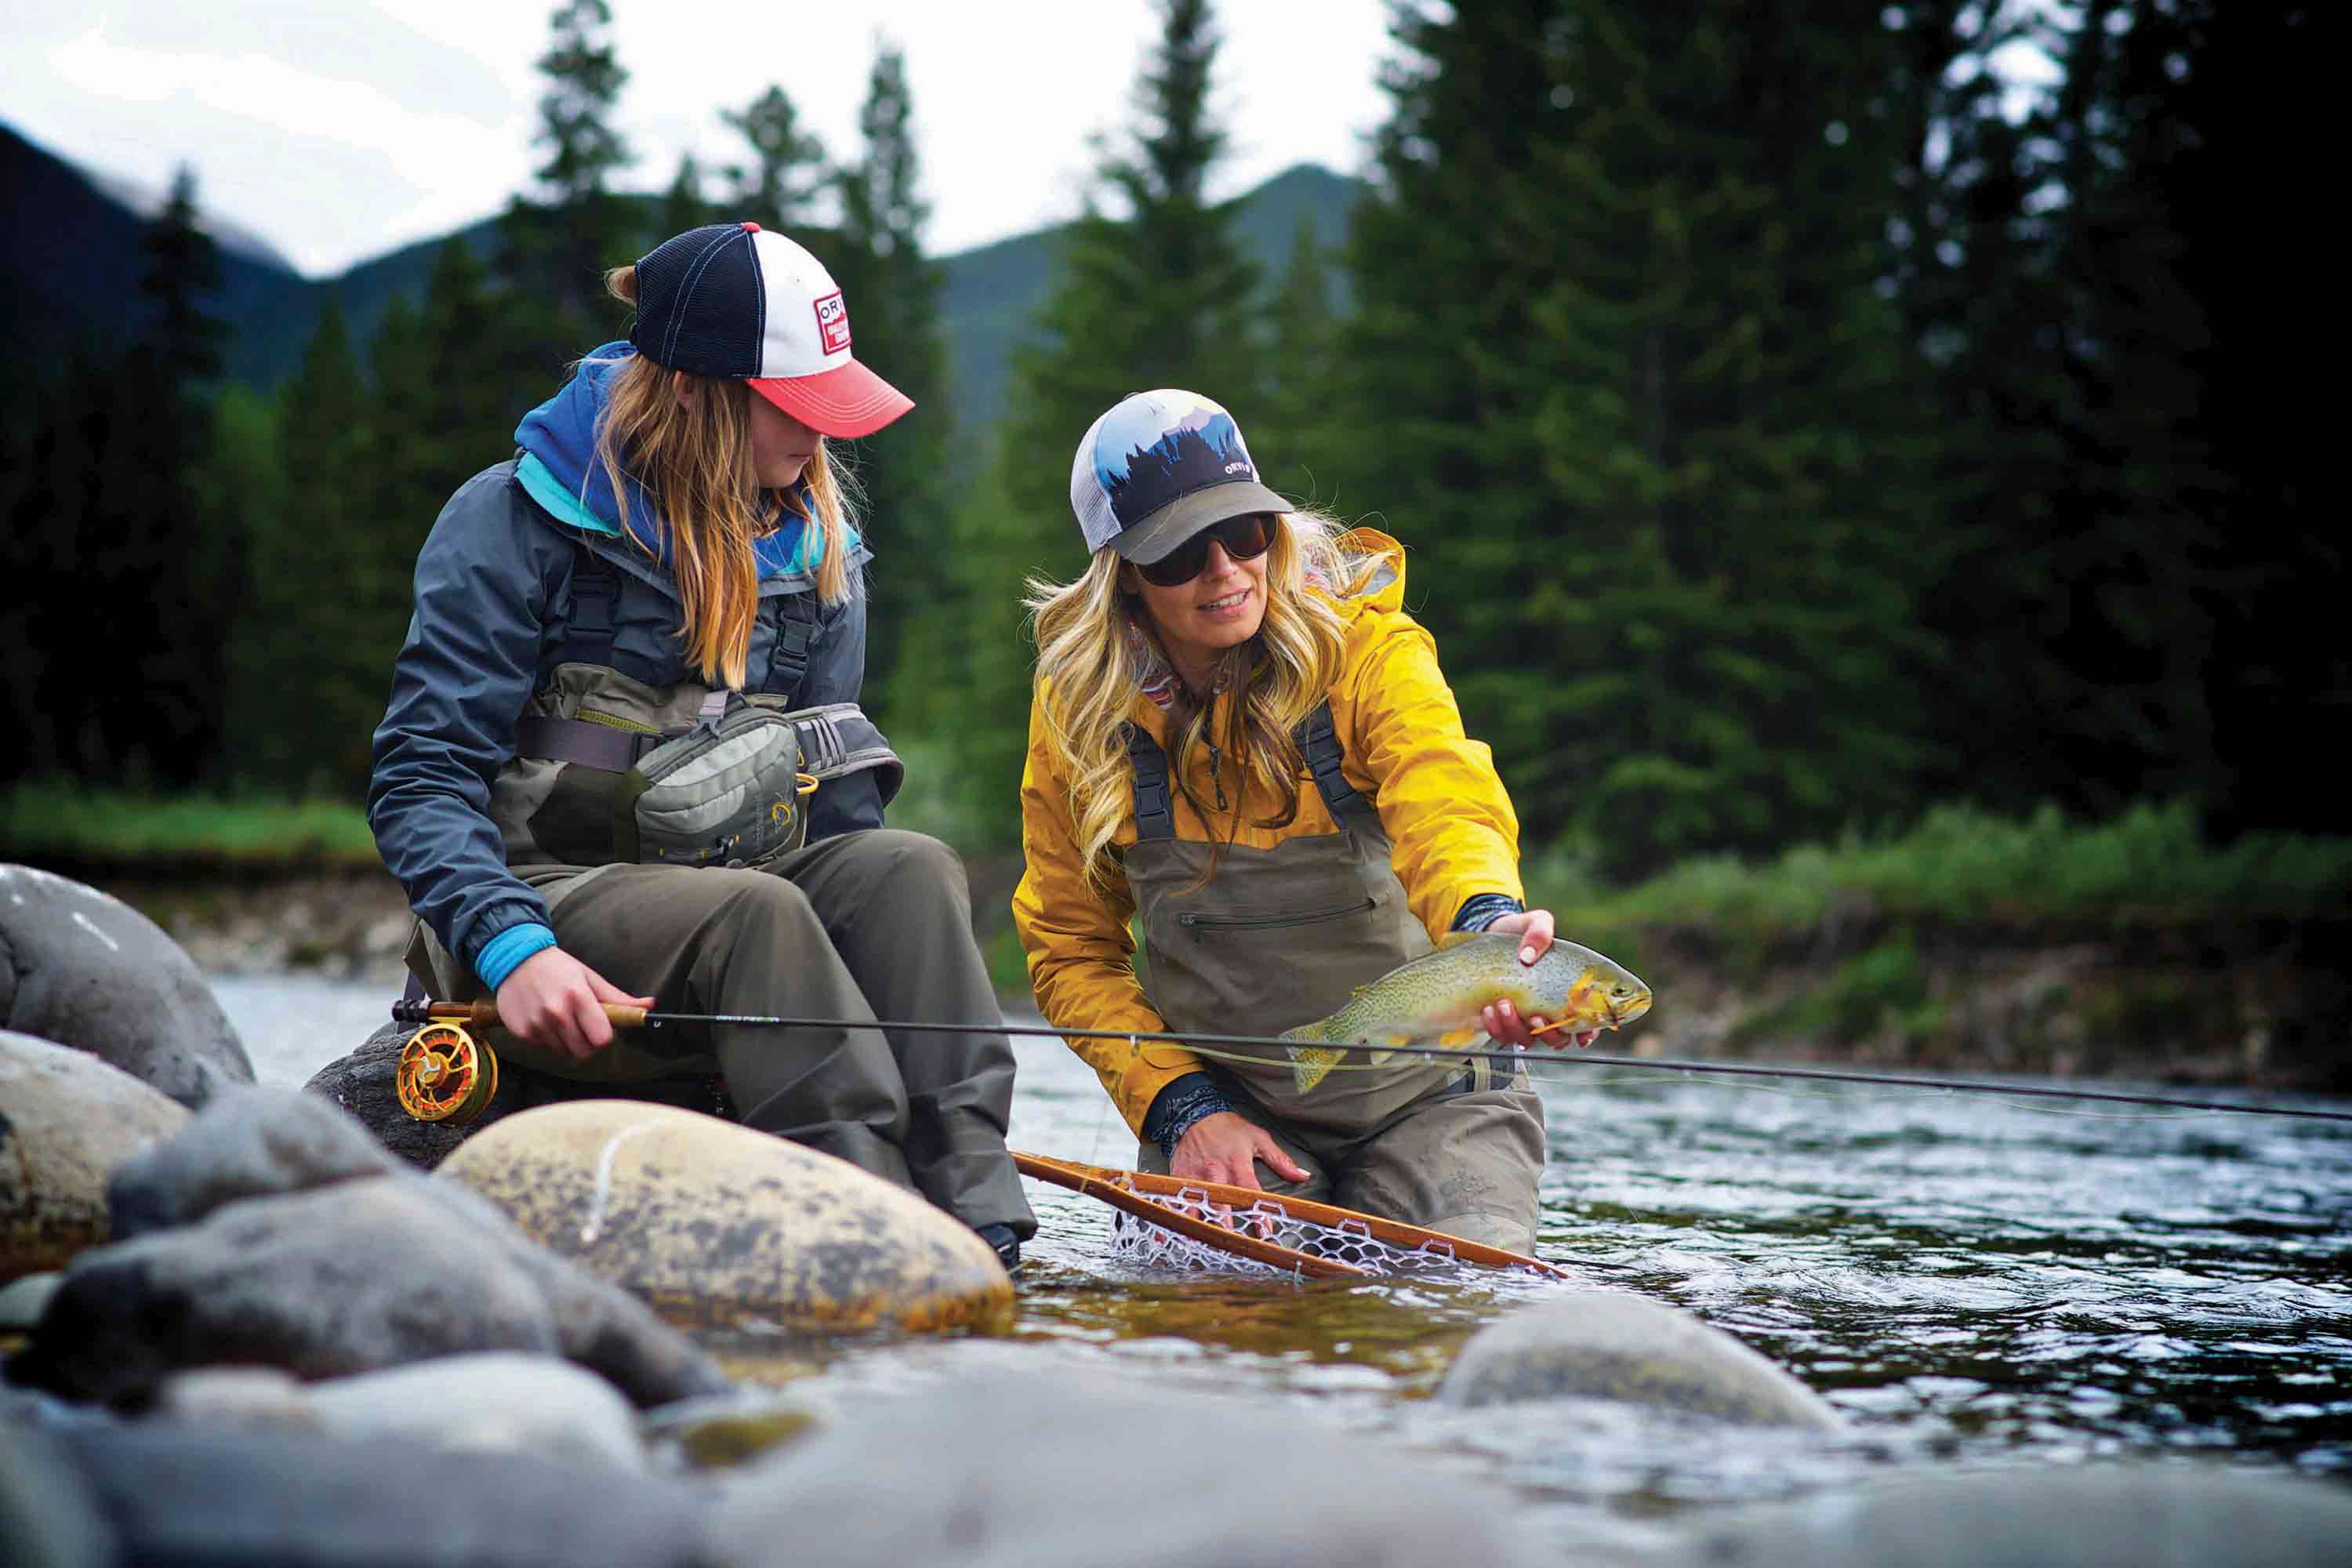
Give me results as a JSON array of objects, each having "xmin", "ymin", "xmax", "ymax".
[{"xmin": 516, "ymin": 829, "xmax": 1032, "ymax": 1238}]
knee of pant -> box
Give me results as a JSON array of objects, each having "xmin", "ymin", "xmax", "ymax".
[
  {"xmin": 865, "ymin": 828, "xmax": 969, "ymax": 898},
  {"xmin": 717, "ymin": 869, "xmax": 821, "ymax": 937}
]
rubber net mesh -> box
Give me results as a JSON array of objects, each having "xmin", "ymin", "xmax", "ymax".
[{"xmin": 1103, "ymin": 1184, "xmax": 1541, "ymax": 1279}]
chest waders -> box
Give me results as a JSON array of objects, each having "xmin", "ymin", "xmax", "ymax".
[
  {"xmin": 403, "ymin": 543, "xmax": 1033, "ymax": 1243},
  {"xmin": 1120, "ymin": 702, "xmax": 1545, "ymax": 1250}
]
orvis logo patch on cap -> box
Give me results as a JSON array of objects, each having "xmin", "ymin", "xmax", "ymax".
[{"xmin": 812, "ymin": 292, "xmax": 851, "ymax": 355}]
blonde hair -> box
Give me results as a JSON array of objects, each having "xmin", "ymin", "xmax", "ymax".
[
  {"xmin": 592, "ymin": 264, "xmax": 858, "ymax": 689},
  {"xmin": 1025, "ymin": 510, "xmax": 1375, "ymax": 886}
]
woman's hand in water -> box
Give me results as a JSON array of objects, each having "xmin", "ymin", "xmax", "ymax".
[
  {"xmin": 1170, "ymin": 1112, "xmax": 1311, "ymax": 1190},
  {"xmin": 494, "ymin": 949, "xmax": 655, "ymax": 1062},
  {"xmin": 1481, "ymin": 909, "xmax": 1602, "ymax": 1050}
]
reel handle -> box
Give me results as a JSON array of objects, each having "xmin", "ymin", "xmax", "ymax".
[{"xmin": 390, "ymin": 1000, "xmax": 649, "ymax": 1029}]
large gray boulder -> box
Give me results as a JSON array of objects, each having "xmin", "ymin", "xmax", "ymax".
[
  {"xmin": 52, "ymin": 1420, "xmax": 717, "ymax": 1568},
  {"xmin": 707, "ymin": 1367, "xmax": 1555, "ymax": 1567},
  {"xmin": 0, "ymin": 1420, "xmax": 116, "ymax": 1568},
  {"xmin": 1659, "ymin": 1465, "xmax": 2352, "ymax": 1566},
  {"xmin": 7, "ymin": 1091, "xmax": 728, "ymax": 1410},
  {"xmin": 0, "ymin": 863, "xmax": 252, "ymax": 1105},
  {"xmin": 107, "ymin": 1084, "xmax": 399, "ymax": 1237},
  {"xmin": 1437, "ymin": 1293, "xmax": 1844, "ymax": 1429},
  {"xmin": 0, "ymin": 1031, "xmax": 189, "ymax": 1282}
]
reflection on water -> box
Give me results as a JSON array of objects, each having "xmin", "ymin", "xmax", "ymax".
[{"xmin": 216, "ymin": 970, "xmax": 2352, "ymax": 1539}]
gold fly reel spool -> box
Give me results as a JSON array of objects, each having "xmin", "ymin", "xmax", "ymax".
[{"xmin": 395, "ymin": 1022, "xmax": 500, "ymax": 1125}]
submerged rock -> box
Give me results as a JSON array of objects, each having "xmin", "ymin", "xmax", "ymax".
[
  {"xmin": 0, "ymin": 863, "xmax": 252, "ymax": 1105},
  {"xmin": 52, "ymin": 1421, "xmax": 713, "ymax": 1568},
  {"xmin": 436, "ymin": 1101, "xmax": 1011, "ymax": 1334},
  {"xmin": 708, "ymin": 1366, "xmax": 1553, "ymax": 1567},
  {"xmin": 1659, "ymin": 1464, "xmax": 2352, "ymax": 1566},
  {"xmin": 0, "ymin": 1032, "xmax": 189, "ymax": 1282},
  {"xmin": 1436, "ymin": 1292, "xmax": 1844, "ymax": 1429},
  {"xmin": 9, "ymin": 1091, "xmax": 727, "ymax": 1410}
]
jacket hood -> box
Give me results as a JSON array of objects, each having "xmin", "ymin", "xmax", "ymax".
[{"xmin": 513, "ymin": 344, "xmax": 854, "ymax": 580}]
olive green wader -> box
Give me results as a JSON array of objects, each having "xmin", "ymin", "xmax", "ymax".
[
  {"xmin": 1123, "ymin": 704, "xmax": 1545, "ymax": 1250},
  {"xmin": 412, "ymin": 830, "xmax": 1030, "ymax": 1236}
]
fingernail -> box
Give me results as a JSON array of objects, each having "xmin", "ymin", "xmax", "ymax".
[{"xmin": 1520, "ymin": 946, "xmax": 1536, "ymax": 963}]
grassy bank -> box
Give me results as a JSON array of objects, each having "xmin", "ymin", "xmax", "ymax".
[{"xmin": 0, "ymin": 781, "xmax": 383, "ymax": 873}]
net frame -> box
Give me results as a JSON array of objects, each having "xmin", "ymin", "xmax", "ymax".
[{"xmin": 1011, "ymin": 1151, "xmax": 1571, "ymax": 1280}]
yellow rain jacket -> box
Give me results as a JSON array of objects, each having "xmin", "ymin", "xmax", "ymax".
[{"xmin": 1012, "ymin": 529, "xmax": 1525, "ymax": 1134}]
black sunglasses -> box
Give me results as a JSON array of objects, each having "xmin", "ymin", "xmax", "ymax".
[{"xmin": 1134, "ymin": 513, "xmax": 1277, "ymax": 587}]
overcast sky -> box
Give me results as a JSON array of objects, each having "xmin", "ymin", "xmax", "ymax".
[{"xmin": 3, "ymin": 1, "xmax": 1397, "ymax": 277}]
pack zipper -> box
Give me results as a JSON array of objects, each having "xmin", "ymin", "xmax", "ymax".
[{"xmin": 1178, "ymin": 898, "xmax": 1375, "ymax": 935}]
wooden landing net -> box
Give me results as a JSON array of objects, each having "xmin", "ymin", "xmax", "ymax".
[{"xmin": 1011, "ymin": 1151, "xmax": 1570, "ymax": 1281}]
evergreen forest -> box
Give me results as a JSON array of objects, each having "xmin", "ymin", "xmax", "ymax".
[{"xmin": 0, "ymin": 0, "xmax": 2339, "ymax": 903}]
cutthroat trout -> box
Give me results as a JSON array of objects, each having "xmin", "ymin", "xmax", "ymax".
[{"xmin": 1281, "ymin": 932, "xmax": 1652, "ymax": 1093}]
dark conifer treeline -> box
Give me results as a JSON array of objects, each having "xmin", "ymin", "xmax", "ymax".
[{"xmin": 0, "ymin": 0, "xmax": 2332, "ymax": 884}]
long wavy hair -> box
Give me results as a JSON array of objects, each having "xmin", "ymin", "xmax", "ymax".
[
  {"xmin": 1025, "ymin": 509, "xmax": 1377, "ymax": 887},
  {"xmin": 588, "ymin": 264, "xmax": 858, "ymax": 689}
]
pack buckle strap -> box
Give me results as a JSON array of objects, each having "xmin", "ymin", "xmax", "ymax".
[
  {"xmin": 1125, "ymin": 723, "xmax": 1177, "ymax": 843},
  {"xmin": 561, "ymin": 550, "xmax": 622, "ymax": 671},
  {"xmin": 513, "ymin": 714, "xmax": 658, "ymax": 772}
]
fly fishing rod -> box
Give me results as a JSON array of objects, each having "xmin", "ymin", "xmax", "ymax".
[{"xmin": 389, "ymin": 1000, "xmax": 2352, "ymax": 1125}]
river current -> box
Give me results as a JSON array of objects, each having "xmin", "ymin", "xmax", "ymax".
[{"xmin": 213, "ymin": 971, "xmax": 2352, "ymax": 1555}]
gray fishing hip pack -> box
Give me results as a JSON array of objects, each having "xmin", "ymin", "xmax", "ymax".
[{"xmin": 514, "ymin": 692, "xmax": 903, "ymax": 870}]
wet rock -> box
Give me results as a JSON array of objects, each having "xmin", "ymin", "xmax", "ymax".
[
  {"xmin": 436, "ymin": 1101, "xmax": 1011, "ymax": 1333},
  {"xmin": 0, "ymin": 1032, "xmax": 189, "ymax": 1282},
  {"xmin": 53, "ymin": 1420, "xmax": 715, "ymax": 1568},
  {"xmin": 302, "ymin": 1020, "xmax": 735, "ymax": 1171},
  {"xmin": 1658, "ymin": 1465, "xmax": 2352, "ymax": 1566},
  {"xmin": 641, "ymin": 1388, "xmax": 832, "ymax": 1470},
  {"xmin": 0, "ymin": 1272, "xmax": 61, "ymax": 1330},
  {"xmin": 9, "ymin": 1127, "xmax": 729, "ymax": 1408},
  {"xmin": 1436, "ymin": 1292, "xmax": 1844, "ymax": 1429},
  {"xmin": 0, "ymin": 1420, "xmax": 117, "ymax": 1568},
  {"xmin": 0, "ymin": 863, "xmax": 252, "ymax": 1105},
  {"xmin": 707, "ymin": 1366, "xmax": 1552, "ymax": 1567},
  {"xmin": 109, "ymin": 1084, "xmax": 399, "ymax": 1238},
  {"xmin": 158, "ymin": 1352, "xmax": 647, "ymax": 1471}
]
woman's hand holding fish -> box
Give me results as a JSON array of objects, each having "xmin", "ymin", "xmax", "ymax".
[
  {"xmin": 1481, "ymin": 909, "xmax": 1603, "ymax": 1050},
  {"xmin": 1171, "ymin": 1112, "xmax": 1312, "ymax": 1191}
]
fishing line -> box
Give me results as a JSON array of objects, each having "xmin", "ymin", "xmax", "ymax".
[{"xmin": 390, "ymin": 1002, "xmax": 2352, "ymax": 1126}]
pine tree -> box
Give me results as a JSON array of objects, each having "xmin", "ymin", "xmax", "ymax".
[
  {"xmin": 916, "ymin": 0, "xmax": 1265, "ymax": 832},
  {"xmin": 724, "ymin": 85, "xmax": 829, "ymax": 226},
  {"xmin": 659, "ymin": 152, "xmax": 717, "ymax": 236},
  {"xmin": 829, "ymin": 42, "xmax": 953, "ymax": 713},
  {"xmin": 1344, "ymin": 2, "xmax": 1941, "ymax": 875},
  {"xmin": 1252, "ymin": 216, "xmax": 1341, "ymax": 504}
]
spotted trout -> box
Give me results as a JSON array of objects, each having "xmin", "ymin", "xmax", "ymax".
[{"xmin": 1281, "ymin": 932, "xmax": 1652, "ymax": 1093}]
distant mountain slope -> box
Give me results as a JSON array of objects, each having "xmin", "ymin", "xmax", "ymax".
[{"xmin": 2, "ymin": 117, "xmax": 1360, "ymax": 435}]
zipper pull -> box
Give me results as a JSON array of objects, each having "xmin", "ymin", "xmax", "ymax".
[{"xmin": 1207, "ymin": 742, "xmax": 1228, "ymax": 812}]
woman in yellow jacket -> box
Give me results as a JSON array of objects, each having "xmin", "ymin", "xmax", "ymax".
[{"xmin": 1013, "ymin": 390, "xmax": 1597, "ymax": 1250}]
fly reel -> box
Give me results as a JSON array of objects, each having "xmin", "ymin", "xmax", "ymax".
[{"xmin": 394, "ymin": 1022, "xmax": 500, "ymax": 1125}]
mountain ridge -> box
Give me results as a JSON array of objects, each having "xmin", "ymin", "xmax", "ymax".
[{"xmin": 1, "ymin": 118, "xmax": 1359, "ymax": 436}]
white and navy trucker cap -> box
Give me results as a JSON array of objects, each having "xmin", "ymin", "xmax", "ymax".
[
  {"xmin": 1069, "ymin": 390, "xmax": 1290, "ymax": 564},
  {"xmin": 627, "ymin": 221, "xmax": 912, "ymax": 439}
]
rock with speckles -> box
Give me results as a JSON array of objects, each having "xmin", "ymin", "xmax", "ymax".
[
  {"xmin": 1436, "ymin": 1292, "xmax": 1845, "ymax": 1428},
  {"xmin": 0, "ymin": 865, "xmax": 252, "ymax": 1107},
  {"xmin": 434, "ymin": 1101, "xmax": 1014, "ymax": 1334},
  {"xmin": 0, "ymin": 1032, "xmax": 189, "ymax": 1283}
]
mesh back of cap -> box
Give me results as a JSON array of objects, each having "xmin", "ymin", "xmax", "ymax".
[{"xmin": 631, "ymin": 225, "xmax": 762, "ymax": 378}]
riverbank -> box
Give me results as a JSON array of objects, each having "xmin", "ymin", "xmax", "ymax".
[{"xmin": 52, "ymin": 855, "xmax": 2350, "ymax": 1098}]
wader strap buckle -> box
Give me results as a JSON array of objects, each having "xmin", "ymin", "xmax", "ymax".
[
  {"xmin": 1292, "ymin": 701, "xmax": 1378, "ymax": 830},
  {"xmin": 561, "ymin": 549, "xmax": 622, "ymax": 670},
  {"xmin": 1124, "ymin": 724, "xmax": 1177, "ymax": 842},
  {"xmin": 768, "ymin": 593, "xmax": 819, "ymax": 701}
]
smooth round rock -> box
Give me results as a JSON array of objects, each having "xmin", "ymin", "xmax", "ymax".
[
  {"xmin": 0, "ymin": 1031, "xmax": 190, "ymax": 1282},
  {"xmin": 1437, "ymin": 1292, "xmax": 1844, "ymax": 1429},
  {"xmin": 1660, "ymin": 1465, "xmax": 2352, "ymax": 1566},
  {"xmin": 436, "ymin": 1101, "xmax": 1012, "ymax": 1333},
  {"xmin": 710, "ymin": 1367, "xmax": 1554, "ymax": 1567},
  {"xmin": 159, "ymin": 1352, "xmax": 648, "ymax": 1472},
  {"xmin": 301, "ymin": 1020, "xmax": 485, "ymax": 1169},
  {"xmin": 0, "ymin": 864, "xmax": 252, "ymax": 1105},
  {"xmin": 0, "ymin": 1420, "xmax": 117, "ymax": 1568}
]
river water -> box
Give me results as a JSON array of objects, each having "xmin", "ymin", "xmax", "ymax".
[{"xmin": 213, "ymin": 971, "xmax": 2352, "ymax": 1555}]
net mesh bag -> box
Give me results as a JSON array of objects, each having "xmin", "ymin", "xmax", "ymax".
[{"xmin": 1104, "ymin": 1187, "xmax": 1484, "ymax": 1276}]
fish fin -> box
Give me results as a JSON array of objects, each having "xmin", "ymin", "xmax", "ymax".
[
  {"xmin": 1436, "ymin": 1027, "xmax": 1483, "ymax": 1050},
  {"xmin": 1366, "ymin": 1025, "xmax": 1483, "ymax": 1068},
  {"xmin": 1288, "ymin": 1044, "xmax": 1343, "ymax": 1094},
  {"xmin": 1363, "ymin": 1030, "xmax": 1420, "ymax": 1068}
]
